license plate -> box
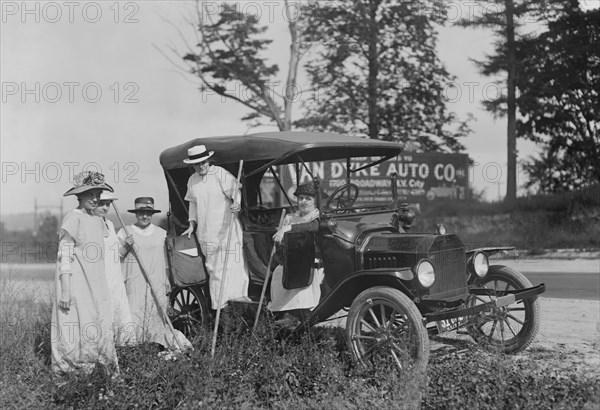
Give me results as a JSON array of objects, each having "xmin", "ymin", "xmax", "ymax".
[{"xmin": 436, "ymin": 316, "xmax": 468, "ymax": 333}]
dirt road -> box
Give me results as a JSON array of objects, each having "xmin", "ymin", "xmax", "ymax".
[{"xmin": 532, "ymin": 297, "xmax": 599, "ymax": 370}]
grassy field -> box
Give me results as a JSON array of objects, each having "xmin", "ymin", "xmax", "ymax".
[{"xmin": 1, "ymin": 268, "xmax": 598, "ymax": 409}]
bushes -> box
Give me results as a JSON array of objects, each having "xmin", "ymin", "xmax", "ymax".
[
  {"xmin": 418, "ymin": 184, "xmax": 600, "ymax": 218},
  {"xmin": 412, "ymin": 185, "xmax": 600, "ymax": 250},
  {"xmin": 425, "ymin": 348, "xmax": 599, "ymax": 409}
]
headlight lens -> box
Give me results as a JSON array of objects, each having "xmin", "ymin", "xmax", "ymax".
[
  {"xmin": 471, "ymin": 252, "xmax": 489, "ymax": 277},
  {"xmin": 436, "ymin": 223, "xmax": 447, "ymax": 235},
  {"xmin": 327, "ymin": 219, "xmax": 337, "ymax": 232},
  {"xmin": 416, "ymin": 260, "xmax": 435, "ymax": 288}
]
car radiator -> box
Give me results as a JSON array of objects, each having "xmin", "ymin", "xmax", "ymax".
[{"xmin": 427, "ymin": 248, "xmax": 468, "ymax": 300}]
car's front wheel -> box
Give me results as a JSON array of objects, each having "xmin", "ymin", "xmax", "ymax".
[
  {"xmin": 346, "ymin": 287, "xmax": 429, "ymax": 372},
  {"xmin": 467, "ymin": 265, "xmax": 540, "ymax": 354}
]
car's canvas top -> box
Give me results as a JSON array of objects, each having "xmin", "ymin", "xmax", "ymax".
[{"xmin": 159, "ymin": 131, "xmax": 402, "ymax": 170}]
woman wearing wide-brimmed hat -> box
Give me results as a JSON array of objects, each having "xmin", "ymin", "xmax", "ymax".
[
  {"xmin": 52, "ymin": 171, "xmax": 119, "ymax": 375},
  {"xmin": 182, "ymin": 145, "xmax": 250, "ymax": 309},
  {"xmin": 93, "ymin": 191, "xmax": 133, "ymax": 346},
  {"xmin": 117, "ymin": 197, "xmax": 191, "ymax": 350}
]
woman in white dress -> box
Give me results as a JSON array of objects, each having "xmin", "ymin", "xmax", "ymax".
[
  {"xmin": 118, "ymin": 197, "xmax": 191, "ymax": 350},
  {"xmin": 182, "ymin": 145, "xmax": 250, "ymax": 310},
  {"xmin": 93, "ymin": 191, "xmax": 134, "ymax": 346},
  {"xmin": 52, "ymin": 171, "xmax": 118, "ymax": 375}
]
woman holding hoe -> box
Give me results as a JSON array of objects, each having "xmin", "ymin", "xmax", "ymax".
[
  {"xmin": 118, "ymin": 197, "xmax": 191, "ymax": 350},
  {"xmin": 182, "ymin": 145, "xmax": 250, "ymax": 310}
]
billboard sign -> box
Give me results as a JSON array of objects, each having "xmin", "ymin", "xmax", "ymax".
[{"xmin": 277, "ymin": 152, "xmax": 469, "ymax": 205}]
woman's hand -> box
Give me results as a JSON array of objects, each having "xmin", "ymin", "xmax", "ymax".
[
  {"xmin": 182, "ymin": 222, "xmax": 196, "ymax": 239},
  {"xmin": 119, "ymin": 235, "xmax": 135, "ymax": 258},
  {"xmin": 231, "ymin": 203, "xmax": 241, "ymax": 214},
  {"xmin": 272, "ymin": 225, "xmax": 291, "ymax": 244},
  {"xmin": 124, "ymin": 235, "xmax": 135, "ymax": 247},
  {"xmin": 59, "ymin": 287, "xmax": 71, "ymax": 312}
]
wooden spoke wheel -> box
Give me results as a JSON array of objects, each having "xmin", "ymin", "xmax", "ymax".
[
  {"xmin": 169, "ymin": 287, "xmax": 209, "ymax": 338},
  {"xmin": 346, "ymin": 287, "xmax": 429, "ymax": 373},
  {"xmin": 467, "ymin": 265, "xmax": 540, "ymax": 354}
]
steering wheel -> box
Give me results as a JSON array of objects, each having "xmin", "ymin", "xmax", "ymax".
[{"xmin": 325, "ymin": 183, "xmax": 359, "ymax": 211}]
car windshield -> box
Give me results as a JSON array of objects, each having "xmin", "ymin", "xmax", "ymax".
[{"xmin": 256, "ymin": 156, "xmax": 398, "ymax": 210}]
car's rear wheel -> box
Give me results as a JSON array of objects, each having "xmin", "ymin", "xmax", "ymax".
[
  {"xmin": 169, "ymin": 286, "xmax": 209, "ymax": 338},
  {"xmin": 346, "ymin": 287, "xmax": 429, "ymax": 372},
  {"xmin": 467, "ymin": 265, "xmax": 540, "ymax": 354}
]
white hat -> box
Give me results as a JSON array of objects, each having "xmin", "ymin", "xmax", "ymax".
[
  {"xmin": 183, "ymin": 145, "xmax": 214, "ymax": 164},
  {"xmin": 99, "ymin": 191, "xmax": 118, "ymax": 201}
]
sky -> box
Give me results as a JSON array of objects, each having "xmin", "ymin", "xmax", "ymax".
[{"xmin": 2, "ymin": 0, "xmax": 592, "ymax": 218}]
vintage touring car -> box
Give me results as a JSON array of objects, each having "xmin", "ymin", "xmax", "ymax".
[{"xmin": 159, "ymin": 132, "xmax": 545, "ymax": 370}]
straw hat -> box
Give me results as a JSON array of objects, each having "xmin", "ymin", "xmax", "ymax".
[
  {"xmin": 183, "ymin": 145, "xmax": 214, "ymax": 164},
  {"xmin": 99, "ymin": 191, "xmax": 118, "ymax": 201},
  {"xmin": 127, "ymin": 197, "xmax": 161, "ymax": 214},
  {"xmin": 63, "ymin": 171, "xmax": 113, "ymax": 197}
]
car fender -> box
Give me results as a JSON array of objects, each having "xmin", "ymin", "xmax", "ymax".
[
  {"xmin": 308, "ymin": 268, "xmax": 416, "ymax": 325},
  {"xmin": 466, "ymin": 246, "xmax": 515, "ymax": 259}
]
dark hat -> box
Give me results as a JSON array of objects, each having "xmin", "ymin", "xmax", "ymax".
[
  {"xmin": 127, "ymin": 197, "xmax": 161, "ymax": 214},
  {"xmin": 63, "ymin": 171, "xmax": 113, "ymax": 197},
  {"xmin": 293, "ymin": 182, "xmax": 318, "ymax": 197}
]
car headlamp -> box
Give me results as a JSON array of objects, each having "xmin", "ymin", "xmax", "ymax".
[
  {"xmin": 416, "ymin": 259, "xmax": 435, "ymax": 288},
  {"xmin": 435, "ymin": 224, "xmax": 447, "ymax": 235},
  {"xmin": 468, "ymin": 252, "xmax": 489, "ymax": 277},
  {"xmin": 327, "ymin": 219, "xmax": 337, "ymax": 233}
]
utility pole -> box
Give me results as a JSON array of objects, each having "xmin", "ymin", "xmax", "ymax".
[
  {"xmin": 33, "ymin": 198, "xmax": 38, "ymax": 234},
  {"xmin": 505, "ymin": 0, "xmax": 517, "ymax": 206}
]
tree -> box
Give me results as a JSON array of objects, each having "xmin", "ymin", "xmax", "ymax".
[
  {"xmin": 179, "ymin": 1, "xmax": 307, "ymax": 131},
  {"xmin": 297, "ymin": 0, "xmax": 470, "ymax": 152},
  {"xmin": 36, "ymin": 213, "xmax": 59, "ymax": 262},
  {"xmin": 36, "ymin": 213, "xmax": 58, "ymax": 243},
  {"xmin": 518, "ymin": 1, "xmax": 600, "ymax": 192},
  {"xmin": 457, "ymin": 0, "xmax": 561, "ymax": 204}
]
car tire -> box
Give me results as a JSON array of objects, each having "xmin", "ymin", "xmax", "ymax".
[
  {"xmin": 346, "ymin": 286, "xmax": 430, "ymax": 373},
  {"xmin": 467, "ymin": 265, "xmax": 540, "ymax": 354}
]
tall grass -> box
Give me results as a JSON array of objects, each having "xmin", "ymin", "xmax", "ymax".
[{"xmin": 1, "ymin": 270, "xmax": 598, "ymax": 409}]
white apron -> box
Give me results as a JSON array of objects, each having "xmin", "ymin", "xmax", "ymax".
[{"xmin": 185, "ymin": 166, "xmax": 250, "ymax": 309}]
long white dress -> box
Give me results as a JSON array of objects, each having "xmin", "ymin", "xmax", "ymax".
[
  {"xmin": 185, "ymin": 165, "xmax": 250, "ymax": 309},
  {"xmin": 102, "ymin": 218, "xmax": 133, "ymax": 345},
  {"xmin": 51, "ymin": 209, "xmax": 118, "ymax": 374},
  {"xmin": 117, "ymin": 224, "xmax": 191, "ymax": 350}
]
